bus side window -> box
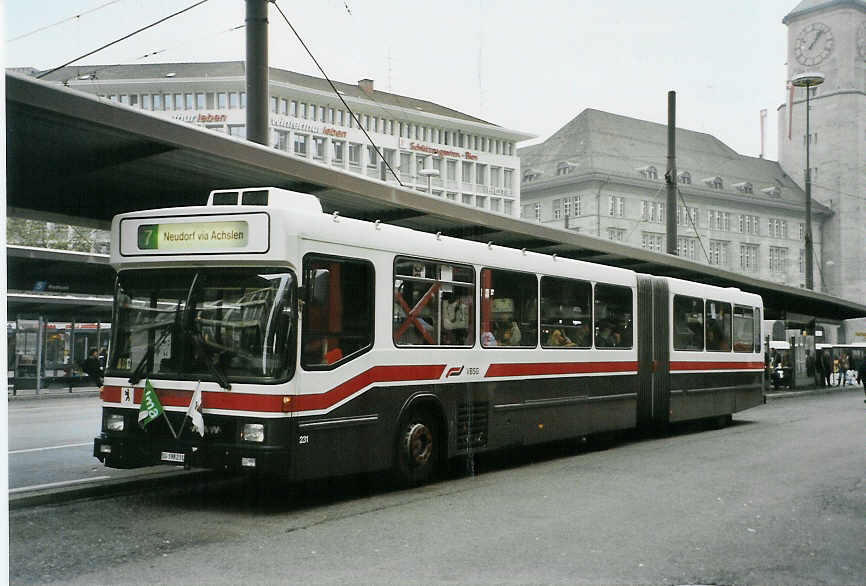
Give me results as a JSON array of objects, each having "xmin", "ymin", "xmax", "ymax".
[
  {"xmin": 705, "ymin": 300, "xmax": 732, "ymax": 352},
  {"xmin": 480, "ymin": 268, "xmax": 537, "ymax": 348},
  {"xmin": 673, "ymin": 295, "xmax": 703, "ymax": 351},
  {"xmin": 733, "ymin": 305, "xmax": 754, "ymax": 352},
  {"xmin": 301, "ymin": 254, "xmax": 374, "ymax": 369},
  {"xmin": 594, "ymin": 284, "xmax": 633, "ymax": 349}
]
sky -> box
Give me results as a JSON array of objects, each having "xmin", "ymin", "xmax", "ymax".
[{"xmin": 5, "ymin": 0, "xmax": 800, "ymax": 160}]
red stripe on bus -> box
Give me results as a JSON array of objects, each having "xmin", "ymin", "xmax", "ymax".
[
  {"xmin": 485, "ymin": 361, "xmax": 638, "ymax": 378},
  {"xmin": 101, "ymin": 386, "xmax": 285, "ymax": 412},
  {"xmin": 102, "ymin": 364, "xmax": 446, "ymax": 414},
  {"xmin": 290, "ymin": 364, "xmax": 446, "ymax": 412},
  {"xmin": 670, "ymin": 361, "xmax": 764, "ymax": 371}
]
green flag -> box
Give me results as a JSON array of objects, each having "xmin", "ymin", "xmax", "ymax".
[{"xmin": 138, "ymin": 379, "xmax": 164, "ymax": 428}]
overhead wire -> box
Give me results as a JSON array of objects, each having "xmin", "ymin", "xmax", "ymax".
[
  {"xmin": 36, "ymin": 0, "xmax": 210, "ymax": 80},
  {"xmin": 271, "ymin": 1, "xmax": 403, "ymax": 187},
  {"xmin": 7, "ymin": 0, "xmax": 123, "ymax": 43}
]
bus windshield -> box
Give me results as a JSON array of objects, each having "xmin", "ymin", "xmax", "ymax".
[{"xmin": 108, "ymin": 268, "xmax": 296, "ymax": 384}]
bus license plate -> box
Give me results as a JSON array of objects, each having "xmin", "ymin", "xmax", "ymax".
[{"xmin": 161, "ymin": 451, "xmax": 185, "ymax": 463}]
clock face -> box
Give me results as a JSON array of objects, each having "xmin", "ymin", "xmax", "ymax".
[
  {"xmin": 857, "ymin": 22, "xmax": 866, "ymax": 60},
  {"xmin": 794, "ymin": 22, "xmax": 834, "ymax": 66}
]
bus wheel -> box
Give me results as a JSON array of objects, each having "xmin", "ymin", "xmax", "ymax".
[{"xmin": 395, "ymin": 410, "xmax": 439, "ymax": 486}]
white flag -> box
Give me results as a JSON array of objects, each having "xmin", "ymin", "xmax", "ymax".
[{"xmin": 186, "ymin": 381, "xmax": 205, "ymax": 437}]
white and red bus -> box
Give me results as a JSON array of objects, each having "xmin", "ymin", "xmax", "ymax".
[{"xmin": 94, "ymin": 187, "xmax": 764, "ymax": 484}]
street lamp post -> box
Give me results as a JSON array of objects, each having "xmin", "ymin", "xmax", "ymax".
[{"xmin": 791, "ymin": 71, "xmax": 824, "ymax": 290}]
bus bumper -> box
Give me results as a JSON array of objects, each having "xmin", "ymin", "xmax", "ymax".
[{"xmin": 93, "ymin": 434, "xmax": 291, "ymax": 474}]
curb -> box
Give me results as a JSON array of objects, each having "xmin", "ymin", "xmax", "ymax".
[
  {"xmin": 8, "ymin": 390, "xmax": 101, "ymax": 401},
  {"xmin": 765, "ymin": 385, "xmax": 862, "ymax": 401},
  {"xmin": 8, "ymin": 468, "xmax": 224, "ymax": 510}
]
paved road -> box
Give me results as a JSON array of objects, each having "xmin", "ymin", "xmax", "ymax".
[
  {"xmin": 9, "ymin": 389, "xmax": 866, "ymax": 585},
  {"xmin": 8, "ymin": 395, "xmax": 185, "ymax": 492}
]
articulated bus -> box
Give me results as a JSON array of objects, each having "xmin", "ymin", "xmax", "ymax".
[{"xmin": 94, "ymin": 188, "xmax": 765, "ymax": 485}]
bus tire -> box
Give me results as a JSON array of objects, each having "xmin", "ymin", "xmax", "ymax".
[{"xmin": 394, "ymin": 408, "xmax": 439, "ymax": 487}]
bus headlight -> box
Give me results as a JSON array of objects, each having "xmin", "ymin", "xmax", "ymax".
[
  {"xmin": 106, "ymin": 414, "xmax": 125, "ymax": 432},
  {"xmin": 241, "ymin": 423, "xmax": 264, "ymax": 442}
]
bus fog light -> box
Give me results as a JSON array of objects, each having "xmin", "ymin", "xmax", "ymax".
[
  {"xmin": 100, "ymin": 444, "xmax": 112, "ymax": 454},
  {"xmin": 241, "ymin": 457, "xmax": 256, "ymax": 468},
  {"xmin": 241, "ymin": 423, "xmax": 264, "ymax": 442},
  {"xmin": 106, "ymin": 414, "xmax": 125, "ymax": 431}
]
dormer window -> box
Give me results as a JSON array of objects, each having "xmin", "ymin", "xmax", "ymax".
[
  {"xmin": 677, "ymin": 171, "xmax": 691, "ymax": 185},
  {"xmin": 523, "ymin": 168, "xmax": 541, "ymax": 183},
  {"xmin": 733, "ymin": 182, "xmax": 753, "ymax": 194},
  {"xmin": 556, "ymin": 161, "xmax": 576, "ymax": 176},
  {"xmin": 761, "ymin": 186, "xmax": 781, "ymax": 198},
  {"xmin": 638, "ymin": 165, "xmax": 658, "ymax": 180},
  {"xmin": 704, "ymin": 176, "xmax": 723, "ymax": 189}
]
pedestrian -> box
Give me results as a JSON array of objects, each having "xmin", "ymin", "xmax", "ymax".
[
  {"xmin": 81, "ymin": 348, "xmax": 103, "ymax": 387},
  {"xmin": 821, "ymin": 351, "xmax": 832, "ymax": 387},
  {"xmin": 814, "ymin": 349, "xmax": 824, "ymax": 387},
  {"xmin": 838, "ymin": 353, "xmax": 849, "ymax": 387},
  {"xmin": 858, "ymin": 358, "xmax": 866, "ymax": 404},
  {"xmin": 805, "ymin": 350, "xmax": 815, "ymax": 380}
]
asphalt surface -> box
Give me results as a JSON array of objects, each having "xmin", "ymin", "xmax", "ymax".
[
  {"xmin": 7, "ymin": 382, "xmax": 860, "ymax": 506},
  {"xmin": 8, "ymin": 386, "xmax": 866, "ymax": 584}
]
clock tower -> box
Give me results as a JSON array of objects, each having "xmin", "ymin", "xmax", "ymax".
[{"xmin": 778, "ymin": 0, "xmax": 866, "ymax": 302}]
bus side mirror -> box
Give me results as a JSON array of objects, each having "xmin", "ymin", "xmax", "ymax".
[{"xmin": 309, "ymin": 269, "xmax": 330, "ymax": 305}]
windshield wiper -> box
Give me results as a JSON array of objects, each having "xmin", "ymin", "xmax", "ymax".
[
  {"xmin": 182, "ymin": 272, "xmax": 231, "ymax": 390},
  {"xmin": 187, "ymin": 327, "xmax": 232, "ymax": 390}
]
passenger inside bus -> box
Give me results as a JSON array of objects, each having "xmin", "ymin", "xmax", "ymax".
[{"xmin": 546, "ymin": 328, "xmax": 575, "ymax": 347}]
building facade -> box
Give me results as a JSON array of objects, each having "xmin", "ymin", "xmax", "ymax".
[
  {"xmin": 518, "ymin": 109, "xmax": 828, "ymax": 289},
  {"xmin": 39, "ymin": 62, "xmax": 532, "ymax": 216},
  {"xmin": 777, "ymin": 0, "xmax": 866, "ymax": 301}
]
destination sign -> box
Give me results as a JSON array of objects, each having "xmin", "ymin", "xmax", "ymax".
[{"xmin": 137, "ymin": 221, "xmax": 249, "ymax": 251}]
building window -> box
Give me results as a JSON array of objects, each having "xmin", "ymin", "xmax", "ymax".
[
  {"xmin": 219, "ymin": 93, "xmax": 228, "ymax": 109},
  {"xmin": 533, "ymin": 202, "xmax": 541, "ymax": 221},
  {"xmin": 677, "ymin": 205, "xmax": 697, "ymax": 227},
  {"xmin": 769, "ymin": 246, "xmax": 788, "ymax": 273},
  {"xmin": 641, "ymin": 232, "xmax": 664, "ymax": 253},
  {"xmin": 300, "ymin": 103, "xmax": 307, "ymax": 119},
  {"xmin": 557, "ymin": 162, "xmax": 573, "ymax": 176},
  {"xmin": 446, "ymin": 160, "xmax": 457, "ymax": 181},
  {"xmin": 274, "ymin": 130, "xmax": 289, "ymax": 151},
  {"xmin": 332, "ymin": 140, "xmax": 344, "ymax": 164},
  {"xmin": 290, "ymin": 101, "xmax": 297, "ymax": 116},
  {"xmin": 739, "ymin": 244, "xmax": 759, "ymax": 272},
  {"xmin": 293, "ymin": 134, "xmax": 307, "ymax": 156},
  {"xmin": 641, "ymin": 200, "xmax": 665, "ymax": 224},
  {"xmin": 708, "ymin": 210, "xmax": 730, "ymax": 231},
  {"xmin": 476, "ymin": 164, "xmax": 487, "ymax": 185},
  {"xmin": 503, "ymin": 201, "xmax": 513, "ymax": 216},
  {"xmin": 348, "ymin": 143, "xmax": 361, "ymax": 167},
  {"xmin": 552, "ymin": 199, "xmax": 562, "ymax": 220},
  {"xmin": 195, "ymin": 93, "xmax": 205, "ymax": 109},
  {"xmin": 678, "ymin": 171, "xmax": 691, "ymax": 185},
  {"xmin": 677, "ymin": 237, "xmax": 697, "ymax": 260},
  {"xmin": 739, "ymin": 214, "xmax": 760, "ymax": 235},
  {"xmin": 640, "ymin": 166, "xmax": 658, "ymax": 180},
  {"xmin": 709, "ymin": 240, "xmax": 729, "ymax": 267},
  {"xmin": 768, "ymin": 218, "xmax": 788, "ymax": 239},
  {"xmin": 608, "ymin": 195, "xmax": 625, "ymax": 217},
  {"xmin": 799, "ymin": 249, "xmax": 805, "ymax": 274},
  {"xmin": 312, "ymin": 137, "xmax": 325, "ymax": 160},
  {"xmin": 608, "ymin": 228, "xmax": 625, "ymax": 241}
]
